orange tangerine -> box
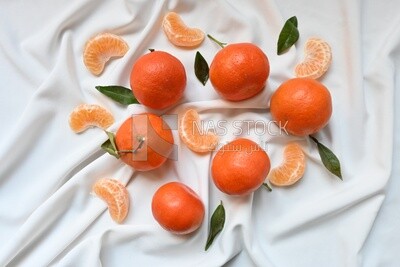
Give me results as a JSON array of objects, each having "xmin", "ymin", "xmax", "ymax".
[
  {"xmin": 268, "ymin": 142, "xmax": 306, "ymax": 186},
  {"xmin": 69, "ymin": 104, "xmax": 114, "ymax": 133},
  {"xmin": 294, "ymin": 38, "xmax": 332, "ymax": 79},
  {"xmin": 115, "ymin": 113, "xmax": 174, "ymax": 171},
  {"xmin": 209, "ymin": 43, "xmax": 270, "ymax": 101},
  {"xmin": 178, "ymin": 109, "xmax": 219, "ymax": 153},
  {"xmin": 92, "ymin": 178, "xmax": 130, "ymax": 223},
  {"xmin": 83, "ymin": 33, "xmax": 129, "ymax": 75},
  {"xmin": 270, "ymin": 78, "xmax": 332, "ymax": 136},
  {"xmin": 211, "ymin": 138, "xmax": 271, "ymax": 195},
  {"xmin": 162, "ymin": 12, "xmax": 205, "ymax": 47},
  {"xmin": 152, "ymin": 182, "xmax": 205, "ymax": 235},
  {"xmin": 130, "ymin": 51, "xmax": 186, "ymax": 110}
]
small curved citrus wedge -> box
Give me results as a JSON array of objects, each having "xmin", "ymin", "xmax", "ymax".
[
  {"xmin": 162, "ymin": 12, "xmax": 205, "ymax": 47},
  {"xmin": 268, "ymin": 142, "xmax": 306, "ymax": 186},
  {"xmin": 295, "ymin": 38, "xmax": 332, "ymax": 79},
  {"xmin": 83, "ymin": 33, "xmax": 129, "ymax": 75},
  {"xmin": 179, "ymin": 109, "xmax": 219, "ymax": 153},
  {"xmin": 69, "ymin": 104, "xmax": 114, "ymax": 133},
  {"xmin": 92, "ymin": 178, "xmax": 130, "ymax": 223}
]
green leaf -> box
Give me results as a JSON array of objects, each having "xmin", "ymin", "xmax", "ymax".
[
  {"xmin": 194, "ymin": 51, "xmax": 209, "ymax": 86},
  {"xmin": 310, "ymin": 136, "xmax": 342, "ymax": 180},
  {"xmin": 101, "ymin": 131, "xmax": 120, "ymax": 159},
  {"xmin": 277, "ymin": 16, "xmax": 299, "ymax": 55},
  {"xmin": 263, "ymin": 183, "xmax": 272, "ymax": 192},
  {"xmin": 205, "ymin": 201, "xmax": 225, "ymax": 251},
  {"xmin": 95, "ymin": 85, "xmax": 139, "ymax": 105},
  {"xmin": 288, "ymin": 16, "xmax": 298, "ymax": 27}
]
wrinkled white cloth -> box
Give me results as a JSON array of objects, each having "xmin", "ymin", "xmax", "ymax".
[{"xmin": 1, "ymin": 0, "xmax": 399, "ymax": 266}]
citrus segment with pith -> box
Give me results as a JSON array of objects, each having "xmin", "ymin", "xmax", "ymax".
[
  {"xmin": 93, "ymin": 178, "xmax": 130, "ymax": 223},
  {"xmin": 83, "ymin": 33, "xmax": 129, "ymax": 75},
  {"xmin": 69, "ymin": 104, "xmax": 114, "ymax": 133},
  {"xmin": 162, "ymin": 12, "xmax": 205, "ymax": 47},
  {"xmin": 294, "ymin": 38, "xmax": 332, "ymax": 79},
  {"xmin": 268, "ymin": 142, "xmax": 306, "ymax": 186},
  {"xmin": 179, "ymin": 109, "xmax": 219, "ymax": 153}
]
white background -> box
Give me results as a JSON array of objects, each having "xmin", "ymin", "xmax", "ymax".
[{"xmin": 0, "ymin": 0, "xmax": 399, "ymax": 266}]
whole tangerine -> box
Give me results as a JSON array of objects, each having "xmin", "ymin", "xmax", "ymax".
[
  {"xmin": 115, "ymin": 113, "xmax": 174, "ymax": 171},
  {"xmin": 130, "ymin": 51, "xmax": 186, "ymax": 110},
  {"xmin": 211, "ymin": 138, "xmax": 271, "ymax": 195},
  {"xmin": 209, "ymin": 43, "xmax": 270, "ymax": 101},
  {"xmin": 152, "ymin": 182, "xmax": 205, "ymax": 234},
  {"xmin": 270, "ymin": 78, "xmax": 332, "ymax": 136}
]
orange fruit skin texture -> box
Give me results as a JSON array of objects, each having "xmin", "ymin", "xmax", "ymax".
[
  {"xmin": 152, "ymin": 182, "xmax": 205, "ymax": 235},
  {"xmin": 211, "ymin": 138, "xmax": 271, "ymax": 195},
  {"xmin": 270, "ymin": 78, "xmax": 332, "ymax": 136},
  {"xmin": 130, "ymin": 51, "xmax": 186, "ymax": 110},
  {"xmin": 115, "ymin": 113, "xmax": 174, "ymax": 171},
  {"xmin": 209, "ymin": 43, "xmax": 270, "ymax": 101}
]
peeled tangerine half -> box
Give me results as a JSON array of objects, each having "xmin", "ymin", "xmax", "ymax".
[
  {"xmin": 93, "ymin": 178, "xmax": 130, "ymax": 223},
  {"xmin": 179, "ymin": 109, "xmax": 219, "ymax": 153},
  {"xmin": 69, "ymin": 104, "xmax": 114, "ymax": 133},
  {"xmin": 268, "ymin": 142, "xmax": 306, "ymax": 186},
  {"xmin": 162, "ymin": 12, "xmax": 205, "ymax": 47},
  {"xmin": 295, "ymin": 38, "xmax": 332, "ymax": 80},
  {"xmin": 83, "ymin": 33, "xmax": 129, "ymax": 75}
]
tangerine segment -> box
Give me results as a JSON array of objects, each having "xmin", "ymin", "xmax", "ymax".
[
  {"xmin": 295, "ymin": 38, "xmax": 332, "ymax": 79},
  {"xmin": 69, "ymin": 104, "xmax": 114, "ymax": 133},
  {"xmin": 179, "ymin": 109, "xmax": 219, "ymax": 153},
  {"xmin": 162, "ymin": 12, "xmax": 205, "ymax": 47},
  {"xmin": 93, "ymin": 178, "xmax": 130, "ymax": 223},
  {"xmin": 83, "ymin": 33, "xmax": 129, "ymax": 75},
  {"xmin": 268, "ymin": 142, "xmax": 306, "ymax": 186}
]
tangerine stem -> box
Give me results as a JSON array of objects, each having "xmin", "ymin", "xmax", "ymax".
[
  {"xmin": 118, "ymin": 137, "xmax": 145, "ymax": 154},
  {"xmin": 262, "ymin": 183, "xmax": 272, "ymax": 192},
  {"xmin": 309, "ymin": 135, "xmax": 319, "ymax": 144},
  {"xmin": 207, "ymin": 34, "xmax": 227, "ymax": 49},
  {"xmin": 134, "ymin": 136, "xmax": 146, "ymax": 152}
]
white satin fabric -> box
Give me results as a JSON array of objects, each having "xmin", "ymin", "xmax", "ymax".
[{"xmin": 1, "ymin": 0, "xmax": 399, "ymax": 266}]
